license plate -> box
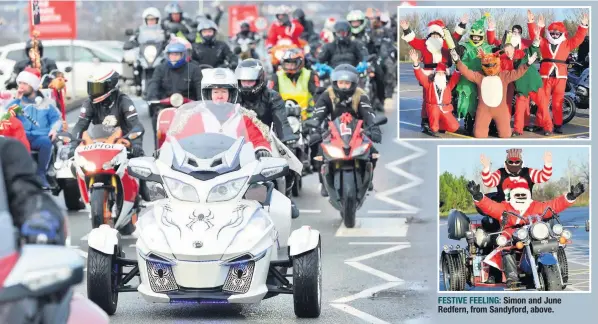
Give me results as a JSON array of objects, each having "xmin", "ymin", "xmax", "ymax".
[{"xmin": 82, "ymin": 143, "xmax": 117, "ymax": 151}]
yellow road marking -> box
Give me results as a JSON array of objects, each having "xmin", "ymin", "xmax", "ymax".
[
  {"xmin": 549, "ymin": 132, "xmax": 590, "ymax": 138},
  {"xmin": 445, "ymin": 132, "xmax": 473, "ymax": 138},
  {"xmin": 567, "ymin": 121, "xmax": 590, "ymax": 128}
]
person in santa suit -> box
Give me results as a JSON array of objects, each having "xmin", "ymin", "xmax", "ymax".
[
  {"xmin": 410, "ymin": 49, "xmax": 460, "ymax": 136},
  {"xmin": 486, "ymin": 11, "xmax": 538, "ymax": 50},
  {"xmin": 528, "ymin": 11, "xmax": 589, "ymax": 134},
  {"xmin": 467, "ymin": 180, "xmax": 585, "ymax": 288},
  {"xmin": 480, "ymin": 148, "xmax": 552, "ymax": 203},
  {"xmin": 265, "ymin": 5, "xmax": 305, "ymax": 49},
  {"xmin": 399, "ymin": 15, "xmax": 468, "ymax": 132}
]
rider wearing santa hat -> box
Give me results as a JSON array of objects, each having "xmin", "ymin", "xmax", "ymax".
[
  {"xmin": 528, "ymin": 11, "xmax": 589, "ymax": 134},
  {"xmin": 410, "ymin": 50, "xmax": 460, "ymax": 136},
  {"xmin": 467, "ymin": 179, "xmax": 585, "ymax": 288}
]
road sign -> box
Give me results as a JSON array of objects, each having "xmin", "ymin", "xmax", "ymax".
[
  {"xmin": 228, "ymin": 5, "xmax": 258, "ymax": 37},
  {"xmin": 28, "ymin": 0, "xmax": 77, "ymax": 40}
]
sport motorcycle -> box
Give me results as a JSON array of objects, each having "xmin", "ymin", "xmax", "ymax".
[
  {"xmin": 85, "ymin": 101, "xmax": 322, "ymax": 317},
  {"xmin": 70, "ymin": 125, "xmax": 143, "ymax": 235},
  {"xmin": 284, "ymin": 99, "xmax": 308, "ymax": 196},
  {"xmin": 442, "ymin": 207, "xmax": 589, "ymax": 291},
  {"xmin": 305, "ymin": 113, "xmax": 387, "ymax": 228}
]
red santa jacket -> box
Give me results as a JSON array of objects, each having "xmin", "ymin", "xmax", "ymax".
[
  {"xmin": 499, "ymin": 49, "xmax": 527, "ymax": 71},
  {"xmin": 487, "ymin": 23, "xmax": 535, "ymax": 50},
  {"xmin": 171, "ymin": 110, "xmax": 272, "ymax": 153},
  {"xmin": 402, "ymin": 28, "xmax": 465, "ymax": 74},
  {"xmin": 529, "ymin": 23, "xmax": 588, "ymax": 78},
  {"xmin": 0, "ymin": 117, "xmax": 31, "ymax": 152},
  {"xmin": 266, "ymin": 20, "xmax": 305, "ymax": 48},
  {"xmin": 413, "ymin": 65, "xmax": 460, "ymax": 113}
]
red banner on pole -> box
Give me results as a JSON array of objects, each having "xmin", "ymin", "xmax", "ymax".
[
  {"xmin": 228, "ymin": 5, "xmax": 259, "ymax": 37},
  {"xmin": 28, "ymin": 0, "xmax": 77, "ymax": 40}
]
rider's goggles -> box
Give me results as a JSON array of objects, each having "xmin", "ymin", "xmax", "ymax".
[
  {"xmin": 87, "ymin": 81, "xmax": 108, "ymax": 98},
  {"xmin": 507, "ymin": 160, "xmax": 522, "ymax": 165}
]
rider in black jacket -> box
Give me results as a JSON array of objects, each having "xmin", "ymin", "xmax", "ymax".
[
  {"xmin": 191, "ymin": 20, "xmax": 237, "ymax": 69},
  {"xmin": 4, "ymin": 40, "xmax": 58, "ymax": 89},
  {"xmin": 293, "ymin": 9, "xmax": 316, "ymax": 41},
  {"xmin": 231, "ymin": 22, "xmax": 261, "ymax": 59},
  {"xmin": 234, "ymin": 59, "xmax": 296, "ymax": 142},
  {"xmin": 0, "ymin": 136, "xmax": 66, "ymax": 244},
  {"xmin": 317, "ymin": 21, "xmax": 368, "ymax": 68},
  {"xmin": 71, "ymin": 69, "xmax": 150, "ymax": 201},
  {"xmin": 311, "ymin": 64, "xmax": 381, "ymax": 197}
]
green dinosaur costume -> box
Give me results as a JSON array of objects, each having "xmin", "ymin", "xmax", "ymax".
[
  {"xmin": 512, "ymin": 42, "xmax": 543, "ymax": 97},
  {"xmin": 455, "ymin": 15, "xmax": 494, "ymax": 118}
]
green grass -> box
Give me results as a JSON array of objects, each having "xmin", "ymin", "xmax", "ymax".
[{"xmin": 438, "ymin": 200, "xmax": 589, "ymax": 218}]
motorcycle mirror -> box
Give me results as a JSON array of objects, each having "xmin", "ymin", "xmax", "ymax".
[
  {"xmin": 248, "ymin": 157, "xmax": 289, "ymax": 184},
  {"xmin": 125, "ymin": 28, "xmax": 135, "ymax": 36},
  {"xmin": 127, "ymin": 157, "xmax": 162, "ymax": 183},
  {"xmin": 64, "ymin": 66, "xmax": 73, "ymax": 73}
]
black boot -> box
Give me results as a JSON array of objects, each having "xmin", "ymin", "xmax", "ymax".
[
  {"xmin": 291, "ymin": 199, "xmax": 300, "ymax": 219},
  {"xmin": 421, "ymin": 118, "xmax": 430, "ymax": 133},
  {"xmin": 503, "ymin": 253, "xmax": 520, "ymax": 288},
  {"xmin": 553, "ymin": 125, "xmax": 563, "ymax": 134},
  {"xmin": 139, "ymin": 179, "xmax": 151, "ymax": 202}
]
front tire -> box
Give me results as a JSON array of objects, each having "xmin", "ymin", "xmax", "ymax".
[
  {"xmin": 63, "ymin": 179, "xmax": 85, "ymax": 211},
  {"xmin": 87, "ymin": 248, "xmax": 119, "ymax": 315},
  {"xmin": 90, "ymin": 189, "xmax": 110, "ymax": 229},
  {"xmin": 293, "ymin": 238, "xmax": 322, "ymax": 318},
  {"xmin": 541, "ymin": 264, "xmax": 563, "ymax": 291},
  {"xmin": 441, "ymin": 253, "xmax": 466, "ymax": 291},
  {"xmin": 561, "ymin": 95, "xmax": 577, "ymax": 125},
  {"xmin": 557, "ymin": 247, "xmax": 569, "ymax": 289},
  {"xmin": 342, "ymin": 171, "xmax": 356, "ymax": 228}
]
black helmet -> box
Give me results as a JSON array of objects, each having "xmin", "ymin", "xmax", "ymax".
[
  {"xmin": 240, "ymin": 22, "xmax": 250, "ymax": 32},
  {"xmin": 234, "ymin": 59, "xmax": 266, "ymax": 98},
  {"xmin": 293, "ymin": 9, "xmax": 305, "ymax": 21},
  {"xmin": 25, "ymin": 39, "xmax": 43, "ymax": 57},
  {"xmin": 331, "ymin": 64, "xmax": 358, "ymax": 100},
  {"xmin": 87, "ymin": 68, "xmax": 120, "ymax": 104},
  {"xmin": 334, "ymin": 21, "xmax": 351, "ymax": 44}
]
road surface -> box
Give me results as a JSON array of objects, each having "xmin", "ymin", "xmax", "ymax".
[
  {"xmin": 397, "ymin": 63, "xmax": 590, "ymax": 139},
  {"xmin": 438, "ymin": 207, "xmax": 590, "ymax": 292},
  {"xmin": 57, "ymin": 94, "xmax": 436, "ymax": 323}
]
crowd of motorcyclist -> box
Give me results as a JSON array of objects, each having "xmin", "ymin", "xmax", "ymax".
[{"xmin": 0, "ymin": 4, "xmax": 396, "ymax": 250}]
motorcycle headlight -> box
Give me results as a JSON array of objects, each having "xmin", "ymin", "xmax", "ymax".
[
  {"xmin": 163, "ymin": 176, "xmax": 199, "ymax": 202},
  {"xmin": 323, "ymin": 144, "xmax": 345, "ymax": 159},
  {"xmin": 515, "ymin": 228, "xmax": 529, "ymax": 241},
  {"xmin": 552, "ymin": 224, "xmax": 564, "ymax": 235},
  {"xmin": 496, "ymin": 235, "xmax": 508, "ymax": 247},
  {"xmin": 351, "ymin": 143, "xmax": 370, "ymax": 157},
  {"xmin": 530, "ymin": 222, "xmax": 550, "ymax": 240},
  {"xmin": 170, "ymin": 93, "xmax": 184, "ymax": 107},
  {"xmin": 75, "ymin": 155, "xmax": 96, "ymax": 172},
  {"xmin": 230, "ymin": 213, "xmax": 272, "ymax": 249},
  {"xmin": 288, "ymin": 117, "xmax": 301, "ymax": 133},
  {"xmin": 144, "ymin": 46, "xmax": 158, "ymax": 64},
  {"xmin": 207, "ymin": 177, "xmax": 248, "ymax": 202},
  {"xmin": 561, "ymin": 229, "xmax": 572, "ymax": 240}
]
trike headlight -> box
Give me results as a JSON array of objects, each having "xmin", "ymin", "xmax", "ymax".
[
  {"xmin": 207, "ymin": 177, "xmax": 247, "ymax": 202},
  {"xmin": 163, "ymin": 176, "xmax": 199, "ymax": 202}
]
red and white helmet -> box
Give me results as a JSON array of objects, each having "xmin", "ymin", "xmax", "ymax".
[{"xmin": 324, "ymin": 17, "xmax": 336, "ymax": 30}]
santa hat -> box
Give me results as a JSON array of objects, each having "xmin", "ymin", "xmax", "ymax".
[
  {"xmin": 505, "ymin": 148, "xmax": 523, "ymax": 161},
  {"xmin": 16, "ymin": 67, "xmax": 41, "ymax": 91},
  {"xmin": 547, "ymin": 22, "xmax": 568, "ymax": 37},
  {"xmin": 427, "ymin": 20, "xmax": 445, "ymax": 36},
  {"xmin": 436, "ymin": 62, "xmax": 447, "ymax": 72}
]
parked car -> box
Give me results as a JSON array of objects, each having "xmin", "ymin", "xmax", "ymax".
[{"xmin": 0, "ymin": 40, "xmax": 131, "ymax": 98}]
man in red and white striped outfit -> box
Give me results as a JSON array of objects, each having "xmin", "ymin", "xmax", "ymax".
[{"xmin": 480, "ymin": 148, "xmax": 552, "ymax": 202}]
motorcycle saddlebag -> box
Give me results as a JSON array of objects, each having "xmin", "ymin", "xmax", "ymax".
[{"xmin": 448, "ymin": 209, "xmax": 471, "ymax": 240}]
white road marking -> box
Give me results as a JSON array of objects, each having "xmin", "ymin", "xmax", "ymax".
[
  {"xmin": 400, "ymin": 108, "xmax": 423, "ymax": 111},
  {"xmin": 299, "ymin": 209, "xmax": 321, "ymax": 213},
  {"xmin": 399, "ymin": 89, "xmax": 421, "ymax": 92},
  {"xmin": 335, "ymin": 218, "xmax": 408, "ymax": 237},
  {"xmin": 399, "ymin": 97, "xmax": 423, "ymax": 100},
  {"xmin": 80, "ymin": 233, "xmax": 137, "ymax": 241},
  {"xmin": 349, "ymin": 242, "xmax": 404, "ymax": 245},
  {"xmin": 400, "ymin": 121, "xmax": 422, "ymax": 128},
  {"xmin": 330, "ymin": 304, "xmax": 392, "ymax": 324},
  {"xmin": 375, "ymin": 140, "xmax": 425, "ymax": 214},
  {"xmin": 331, "ymin": 242, "xmax": 412, "ymax": 323}
]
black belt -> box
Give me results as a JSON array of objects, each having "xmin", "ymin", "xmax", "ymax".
[{"xmin": 541, "ymin": 59, "xmax": 568, "ymax": 64}]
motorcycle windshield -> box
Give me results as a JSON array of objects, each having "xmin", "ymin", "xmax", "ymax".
[
  {"xmin": 166, "ymin": 101, "xmax": 248, "ymax": 159},
  {"xmin": 138, "ymin": 25, "xmax": 166, "ymax": 44},
  {"xmin": 86, "ymin": 125, "xmax": 121, "ymax": 141}
]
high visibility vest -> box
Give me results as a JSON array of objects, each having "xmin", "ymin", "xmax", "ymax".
[{"xmin": 277, "ymin": 69, "xmax": 313, "ymax": 120}]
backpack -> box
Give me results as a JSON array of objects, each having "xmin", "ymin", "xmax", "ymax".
[{"xmin": 327, "ymin": 86, "xmax": 365, "ymax": 113}]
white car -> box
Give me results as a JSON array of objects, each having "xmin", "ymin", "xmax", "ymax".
[
  {"xmin": 0, "ymin": 40, "xmax": 130, "ymax": 98},
  {"xmin": 86, "ymin": 101, "xmax": 322, "ymax": 318}
]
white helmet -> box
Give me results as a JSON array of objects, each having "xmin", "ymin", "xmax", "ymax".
[
  {"xmin": 200, "ymin": 68, "xmax": 239, "ymax": 103},
  {"xmin": 142, "ymin": 7, "xmax": 161, "ymax": 25}
]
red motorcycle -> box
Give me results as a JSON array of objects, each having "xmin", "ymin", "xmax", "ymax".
[
  {"xmin": 66, "ymin": 126, "xmax": 142, "ymax": 235},
  {"xmin": 148, "ymin": 93, "xmax": 192, "ymax": 150},
  {"xmin": 305, "ymin": 112, "xmax": 387, "ymax": 228}
]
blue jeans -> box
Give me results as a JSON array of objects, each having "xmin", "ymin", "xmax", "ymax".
[{"xmin": 27, "ymin": 134, "xmax": 52, "ymax": 187}]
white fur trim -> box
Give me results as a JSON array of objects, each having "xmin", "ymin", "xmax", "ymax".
[
  {"xmin": 564, "ymin": 193, "xmax": 576, "ymax": 203},
  {"xmin": 431, "ymin": 51, "xmax": 443, "ymax": 63},
  {"xmin": 486, "ymin": 28, "xmax": 495, "ymax": 32},
  {"xmin": 532, "ymin": 38, "xmax": 540, "ymax": 47},
  {"xmin": 580, "ymin": 23, "xmax": 589, "ymax": 29},
  {"xmin": 454, "ymin": 25, "xmax": 465, "ymax": 35},
  {"xmin": 413, "ymin": 64, "xmax": 421, "ymax": 69},
  {"xmin": 422, "ymin": 69, "xmax": 433, "ymax": 76},
  {"xmin": 480, "ymin": 76, "xmax": 503, "ymax": 108},
  {"xmin": 545, "ymin": 29, "xmax": 566, "ymax": 45},
  {"xmin": 254, "ymin": 146, "xmax": 272, "ymax": 153},
  {"xmin": 428, "ymin": 24, "xmax": 444, "ymax": 36},
  {"xmin": 16, "ymin": 71, "xmax": 41, "ymax": 91},
  {"xmin": 401, "ymin": 31, "xmax": 416, "ymax": 42}
]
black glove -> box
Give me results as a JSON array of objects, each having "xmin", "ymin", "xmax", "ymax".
[
  {"xmin": 367, "ymin": 126, "xmax": 382, "ymax": 143},
  {"xmin": 255, "ymin": 149, "xmax": 272, "ymax": 159},
  {"xmin": 130, "ymin": 144, "xmax": 144, "ymax": 158},
  {"xmin": 566, "ymin": 183, "xmax": 585, "ymax": 200},
  {"xmin": 467, "ymin": 180, "xmax": 483, "ymax": 201}
]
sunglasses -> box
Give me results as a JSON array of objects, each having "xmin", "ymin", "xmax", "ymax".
[
  {"xmin": 514, "ymin": 193, "xmax": 528, "ymax": 199},
  {"xmin": 507, "ymin": 160, "xmax": 522, "ymax": 165},
  {"xmin": 550, "ymin": 32, "xmax": 562, "ymax": 36}
]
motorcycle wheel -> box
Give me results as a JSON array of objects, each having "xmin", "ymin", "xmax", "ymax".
[
  {"xmin": 561, "ymin": 95, "xmax": 577, "ymax": 125},
  {"xmin": 341, "ymin": 170, "xmax": 357, "ymax": 228},
  {"xmin": 63, "ymin": 179, "xmax": 85, "ymax": 211},
  {"xmin": 292, "ymin": 238, "xmax": 322, "ymax": 318},
  {"xmin": 540, "ymin": 264, "xmax": 563, "ymax": 291},
  {"xmin": 557, "ymin": 247, "xmax": 569, "ymax": 289},
  {"xmin": 90, "ymin": 188, "xmax": 111, "ymax": 229},
  {"xmin": 87, "ymin": 247, "xmax": 120, "ymax": 315},
  {"xmin": 441, "ymin": 253, "xmax": 466, "ymax": 291}
]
